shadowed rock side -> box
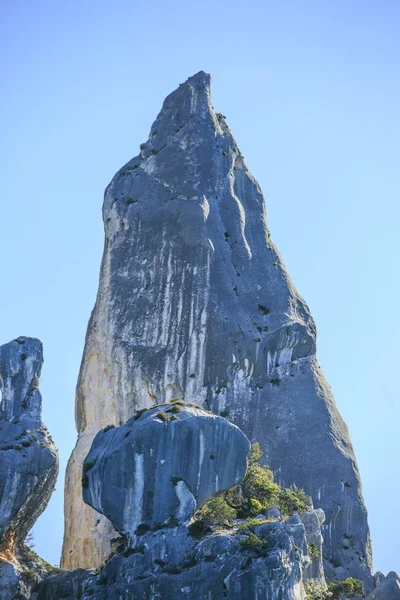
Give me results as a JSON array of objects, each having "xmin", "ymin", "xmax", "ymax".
[
  {"xmin": 0, "ymin": 337, "xmax": 59, "ymax": 599},
  {"xmin": 62, "ymin": 71, "xmax": 373, "ymax": 589},
  {"xmin": 82, "ymin": 404, "xmax": 250, "ymax": 538}
]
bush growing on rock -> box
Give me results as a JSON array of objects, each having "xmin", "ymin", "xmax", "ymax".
[
  {"xmin": 224, "ymin": 442, "xmax": 310, "ymax": 518},
  {"xmin": 278, "ymin": 488, "xmax": 311, "ymax": 517},
  {"xmin": 328, "ymin": 577, "xmax": 364, "ymax": 599},
  {"xmin": 190, "ymin": 442, "xmax": 311, "ymax": 535},
  {"xmin": 189, "ymin": 497, "xmax": 236, "ymax": 536},
  {"xmin": 304, "ymin": 578, "xmax": 364, "ymax": 600}
]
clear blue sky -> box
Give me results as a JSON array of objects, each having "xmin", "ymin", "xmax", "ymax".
[{"xmin": 1, "ymin": 0, "xmax": 399, "ymax": 574}]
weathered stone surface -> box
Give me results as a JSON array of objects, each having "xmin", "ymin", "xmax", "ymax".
[
  {"xmin": 0, "ymin": 337, "xmax": 59, "ymax": 599},
  {"xmin": 0, "ymin": 559, "xmax": 23, "ymax": 600},
  {"xmin": 40, "ymin": 519, "xmax": 310, "ymax": 599},
  {"xmin": 300, "ymin": 509, "xmax": 325, "ymax": 584},
  {"xmin": 366, "ymin": 571, "xmax": 400, "ymax": 600},
  {"xmin": 62, "ymin": 71, "xmax": 373, "ymax": 591},
  {"xmin": 0, "ymin": 338, "xmax": 58, "ymax": 551},
  {"xmin": 82, "ymin": 404, "xmax": 250, "ymax": 538}
]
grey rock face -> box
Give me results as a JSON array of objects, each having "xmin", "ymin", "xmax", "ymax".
[
  {"xmin": 0, "ymin": 559, "xmax": 23, "ymax": 600},
  {"xmin": 82, "ymin": 404, "xmax": 250, "ymax": 538},
  {"xmin": 62, "ymin": 71, "xmax": 373, "ymax": 590},
  {"xmin": 300, "ymin": 510, "xmax": 325, "ymax": 584},
  {"xmin": 39, "ymin": 519, "xmax": 310, "ymax": 600},
  {"xmin": 0, "ymin": 337, "xmax": 58, "ymax": 551},
  {"xmin": 366, "ymin": 572, "xmax": 400, "ymax": 600}
]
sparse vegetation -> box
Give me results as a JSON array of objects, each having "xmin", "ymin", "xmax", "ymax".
[
  {"xmin": 304, "ymin": 578, "xmax": 364, "ymax": 600},
  {"xmin": 189, "ymin": 442, "xmax": 311, "ymax": 542},
  {"xmin": 157, "ymin": 412, "xmax": 173, "ymax": 422},
  {"xmin": 308, "ymin": 542, "xmax": 321, "ymax": 559},
  {"xmin": 188, "ymin": 497, "xmax": 236, "ymax": 537},
  {"xmin": 240, "ymin": 533, "xmax": 268, "ymax": 554},
  {"xmin": 328, "ymin": 578, "xmax": 364, "ymax": 599}
]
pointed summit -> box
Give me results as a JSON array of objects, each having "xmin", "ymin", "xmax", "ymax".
[{"xmin": 62, "ymin": 73, "xmax": 373, "ymax": 594}]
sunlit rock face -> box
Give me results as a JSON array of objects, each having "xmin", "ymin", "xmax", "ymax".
[{"xmin": 62, "ymin": 71, "xmax": 373, "ymax": 590}]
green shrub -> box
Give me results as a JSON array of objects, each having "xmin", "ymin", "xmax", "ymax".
[
  {"xmin": 308, "ymin": 542, "xmax": 322, "ymax": 559},
  {"xmin": 157, "ymin": 412, "xmax": 172, "ymax": 422},
  {"xmin": 240, "ymin": 533, "xmax": 268, "ymax": 553},
  {"xmin": 189, "ymin": 443, "xmax": 310, "ymax": 538},
  {"xmin": 201, "ymin": 497, "xmax": 236, "ymax": 525},
  {"xmin": 167, "ymin": 404, "xmax": 183, "ymax": 413},
  {"xmin": 328, "ymin": 578, "xmax": 364, "ymax": 599},
  {"xmin": 227, "ymin": 443, "xmax": 280, "ymax": 518},
  {"xmin": 237, "ymin": 518, "xmax": 265, "ymax": 534},
  {"xmin": 278, "ymin": 488, "xmax": 310, "ymax": 517},
  {"xmin": 189, "ymin": 497, "xmax": 236, "ymax": 537},
  {"xmin": 304, "ymin": 581, "xmax": 332, "ymax": 599}
]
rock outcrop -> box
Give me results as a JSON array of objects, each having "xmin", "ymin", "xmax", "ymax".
[
  {"xmin": 366, "ymin": 571, "xmax": 400, "ymax": 600},
  {"xmin": 39, "ymin": 405, "xmax": 323, "ymax": 599},
  {"xmin": 38, "ymin": 520, "xmax": 312, "ymax": 600},
  {"xmin": 82, "ymin": 403, "xmax": 250, "ymax": 538},
  {"xmin": 0, "ymin": 337, "xmax": 59, "ymax": 599},
  {"xmin": 0, "ymin": 338, "xmax": 58, "ymax": 551},
  {"xmin": 62, "ymin": 71, "xmax": 373, "ymax": 591}
]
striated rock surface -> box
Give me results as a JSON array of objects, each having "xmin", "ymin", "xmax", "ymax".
[
  {"xmin": 0, "ymin": 337, "xmax": 59, "ymax": 599},
  {"xmin": 62, "ymin": 71, "xmax": 373, "ymax": 590},
  {"xmin": 82, "ymin": 403, "xmax": 250, "ymax": 538},
  {"xmin": 0, "ymin": 337, "xmax": 58, "ymax": 551},
  {"xmin": 365, "ymin": 571, "xmax": 400, "ymax": 600}
]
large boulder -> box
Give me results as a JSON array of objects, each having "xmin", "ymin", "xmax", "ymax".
[
  {"xmin": 82, "ymin": 403, "xmax": 250, "ymax": 538},
  {"xmin": 62, "ymin": 70, "xmax": 373, "ymax": 594},
  {"xmin": 0, "ymin": 337, "xmax": 58, "ymax": 551}
]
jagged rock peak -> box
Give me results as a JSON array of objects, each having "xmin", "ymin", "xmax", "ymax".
[
  {"xmin": 63, "ymin": 71, "xmax": 373, "ymax": 594},
  {"xmin": 365, "ymin": 571, "xmax": 400, "ymax": 600}
]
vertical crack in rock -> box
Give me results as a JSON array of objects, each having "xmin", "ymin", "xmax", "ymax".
[{"xmin": 61, "ymin": 71, "xmax": 373, "ymax": 591}]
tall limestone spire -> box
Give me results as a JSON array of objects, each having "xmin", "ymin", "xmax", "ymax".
[{"xmin": 62, "ymin": 72, "xmax": 373, "ymax": 590}]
